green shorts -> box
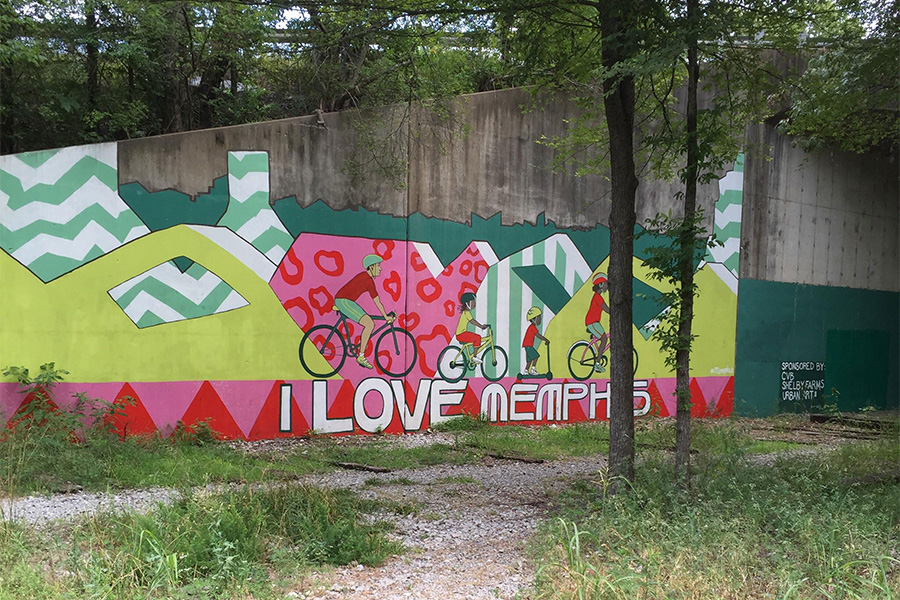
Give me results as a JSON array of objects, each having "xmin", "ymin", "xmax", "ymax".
[
  {"xmin": 586, "ymin": 322, "xmax": 605, "ymax": 338},
  {"xmin": 524, "ymin": 346, "xmax": 539, "ymax": 362},
  {"xmin": 335, "ymin": 298, "xmax": 367, "ymax": 323}
]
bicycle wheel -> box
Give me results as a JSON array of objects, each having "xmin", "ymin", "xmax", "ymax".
[
  {"xmin": 437, "ymin": 345, "xmax": 466, "ymax": 383},
  {"xmin": 567, "ymin": 341, "xmax": 596, "ymax": 381},
  {"xmin": 374, "ymin": 327, "xmax": 417, "ymax": 378},
  {"xmin": 481, "ymin": 345, "xmax": 509, "ymax": 381},
  {"xmin": 299, "ymin": 324, "xmax": 347, "ymax": 378},
  {"xmin": 632, "ymin": 346, "xmax": 639, "ymax": 377}
]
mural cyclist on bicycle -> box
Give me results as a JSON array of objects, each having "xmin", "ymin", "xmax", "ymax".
[
  {"xmin": 585, "ymin": 272, "xmax": 610, "ymax": 373},
  {"xmin": 456, "ymin": 292, "xmax": 489, "ymax": 366},
  {"xmin": 334, "ymin": 254, "xmax": 395, "ymax": 369}
]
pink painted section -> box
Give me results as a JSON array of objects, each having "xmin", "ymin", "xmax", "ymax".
[
  {"xmin": 0, "ymin": 382, "xmax": 27, "ymax": 425},
  {"xmin": 1, "ymin": 375, "xmax": 733, "ymax": 438},
  {"xmin": 695, "ymin": 376, "xmax": 732, "ymax": 414},
  {"xmin": 651, "ymin": 378, "xmax": 679, "ymax": 416},
  {"xmin": 270, "ymin": 234, "xmax": 492, "ymax": 388},
  {"xmin": 215, "ymin": 380, "xmax": 278, "ymax": 438},
  {"xmin": 129, "ymin": 381, "xmax": 202, "ymax": 435}
]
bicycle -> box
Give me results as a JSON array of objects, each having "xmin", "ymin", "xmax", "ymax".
[
  {"xmin": 566, "ymin": 331, "xmax": 638, "ymax": 381},
  {"xmin": 437, "ymin": 325, "xmax": 509, "ymax": 383},
  {"xmin": 299, "ymin": 310, "xmax": 417, "ymax": 378}
]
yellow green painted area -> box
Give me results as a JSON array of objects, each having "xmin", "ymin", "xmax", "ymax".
[
  {"xmin": 545, "ymin": 257, "xmax": 736, "ymax": 379},
  {"xmin": 0, "ymin": 225, "xmax": 317, "ymax": 383}
]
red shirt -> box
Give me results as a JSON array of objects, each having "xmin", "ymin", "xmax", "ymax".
[
  {"xmin": 336, "ymin": 271, "xmax": 377, "ymax": 301},
  {"xmin": 585, "ymin": 293, "xmax": 606, "ymax": 325},
  {"xmin": 522, "ymin": 323, "xmax": 538, "ymax": 348}
]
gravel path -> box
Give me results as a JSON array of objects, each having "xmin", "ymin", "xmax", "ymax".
[{"xmin": 1, "ymin": 432, "xmax": 610, "ymax": 600}]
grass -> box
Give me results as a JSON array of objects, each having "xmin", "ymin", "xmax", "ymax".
[
  {"xmin": 533, "ymin": 432, "xmax": 900, "ymax": 599},
  {"xmin": 0, "ymin": 485, "xmax": 402, "ymax": 599}
]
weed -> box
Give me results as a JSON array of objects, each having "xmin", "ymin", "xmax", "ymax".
[{"xmin": 535, "ymin": 434, "xmax": 900, "ymax": 599}]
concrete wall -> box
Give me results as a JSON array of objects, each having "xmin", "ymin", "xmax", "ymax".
[
  {"xmin": 742, "ymin": 122, "xmax": 899, "ymax": 292},
  {"xmin": 0, "ymin": 87, "xmax": 740, "ymax": 438},
  {"xmin": 734, "ymin": 122, "xmax": 899, "ymax": 414}
]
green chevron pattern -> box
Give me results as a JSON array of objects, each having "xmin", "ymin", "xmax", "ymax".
[{"xmin": 0, "ymin": 143, "xmax": 149, "ymax": 282}]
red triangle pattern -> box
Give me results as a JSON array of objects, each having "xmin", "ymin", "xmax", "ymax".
[
  {"xmin": 455, "ymin": 384, "xmax": 481, "ymax": 419},
  {"xmin": 689, "ymin": 378, "xmax": 708, "ymax": 418},
  {"xmin": 568, "ymin": 397, "xmax": 587, "ymax": 422},
  {"xmin": 711, "ymin": 377, "xmax": 735, "ymax": 417},
  {"xmin": 646, "ymin": 380, "xmax": 670, "ymax": 418},
  {"xmin": 104, "ymin": 383, "xmax": 156, "ymax": 438},
  {"xmin": 248, "ymin": 381, "xmax": 310, "ymax": 440},
  {"xmin": 6, "ymin": 389, "xmax": 59, "ymax": 431},
  {"xmin": 180, "ymin": 381, "xmax": 244, "ymax": 440}
]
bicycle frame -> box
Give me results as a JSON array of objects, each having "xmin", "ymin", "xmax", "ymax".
[
  {"xmin": 330, "ymin": 312, "xmax": 396, "ymax": 356},
  {"xmin": 454, "ymin": 326, "xmax": 496, "ymax": 367}
]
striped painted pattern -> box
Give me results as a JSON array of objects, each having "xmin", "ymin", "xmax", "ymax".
[
  {"xmin": 221, "ymin": 151, "xmax": 293, "ymax": 267},
  {"xmin": 707, "ymin": 154, "xmax": 744, "ymax": 283},
  {"xmin": 108, "ymin": 260, "xmax": 249, "ymax": 328},
  {"xmin": 475, "ymin": 234, "xmax": 592, "ymax": 371},
  {"xmin": 0, "ymin": 143, "xmax": 149, "ymax": 282}
]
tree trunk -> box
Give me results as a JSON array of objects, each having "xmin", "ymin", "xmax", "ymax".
[
  {"xmin": 675, "ymin": 0, "xmax": 700, "ymax": 489},
  {"xmin": 600, "ymin": 1, "xmax": 640, "ymax": 493}
]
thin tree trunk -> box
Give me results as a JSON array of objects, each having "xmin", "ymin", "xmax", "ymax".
[
  {"xmin": 600, "ymin": 1, "xmax": 640, "ymax": 493},
  {"xmin": 675, "ymin": 0, "xmax": 700, "ymax": 489}
]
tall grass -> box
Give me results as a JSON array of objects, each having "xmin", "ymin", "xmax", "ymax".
[
  {"xmin": 0, "ymin": 485, "xmax": 401, "ymax": 599},
  {"xmin": 535, "ymin": 432, "xmax": 900, "ymax": 599}
]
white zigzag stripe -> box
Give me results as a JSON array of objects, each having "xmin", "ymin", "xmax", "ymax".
[
  {"xmin": 708, "ymin": 262, "xmax": 739, "ymax": 294},
  {"xmin": 1, "ymin": 176, "xmax": 131, "ymax": 231},
  {"xmin": 235, "ymin": 211, "xmax": 291, "ymax": 243},
  {"xmin": 411, "ymin": 242, "xmax": 444, "ymax": 278},
  {"xmin": 473, "ymin": 241, "xmax": 499, "ymax": 265},
  {"xmin": 718, "ymin": 170, "xmax": 743, "ymax": 194},
  {"xmin": 265, "ymin": 245, "xmax": 289, "ymax": 264},
  {"xmin": 218, "ymin": 290, "xmax": 250, "ymax": 312},
  {"xmin": 229, "ymin": 151, "xmax": 260, "ymax": 161},
  {"xmin": 124, "ymin": 225, "xmax": 149, "ymax": 243},
  {"xmin": 109, "ymin": 262, "xmax": 229, "ymax": 304},
  {"xmin": 12, "ymin": 220, "xmax": 139, "ymax": 264},
  {"xmin": 119, "ymin": 287, "xmax": 250, "ymax": 325},
  {"xmin": 0, "ymin": 142, "xmax": 117, "ymax": 193},
  {"xmin": 715, "ymin": 203, "xmax": 743, "ymax": 227},
  {"xmin": 187, "ymin": 225, "xmax": 277, "ymax": 281},
  {"xmin": 121, "ymin": 290, "xmax": 189, "ymax": 323},
  {"xmin": 709, "ymin": 238, "xmax": 740, "ymax": 263},
  {"xmin": 227, "ymin": 172, "xmax": 269, "ymax": 203}
]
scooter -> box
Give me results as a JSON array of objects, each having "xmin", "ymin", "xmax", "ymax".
[{"xmin": 517, "ymin": 344, "xmax": 553, "ymax": 380}]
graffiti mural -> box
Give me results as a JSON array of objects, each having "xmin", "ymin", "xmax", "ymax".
[{"xmin": 0, "ymin": 140, "xmax": 742, "ymax": 439}]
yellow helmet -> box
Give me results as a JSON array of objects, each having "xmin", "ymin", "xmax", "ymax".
[{"xmin": 526, "ymin": 307, "xmax": 542, "ymax": 320}]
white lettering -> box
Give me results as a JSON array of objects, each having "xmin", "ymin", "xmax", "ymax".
[
  {"xmin": 481, "ymin": 383, "xmax": 509, "ymax": 422},
  {"xmin": 536, "ymin": 383, "xmax": 563, "ymax": 421},
  {"xmin": 563, "ymin": 383, "xmax": 588, "ymax": 421},
  {"xmin": 429, "ymin": 380, "xmax": 466, "ymax": 427},
  {"xmin": 509, "ymin": 383, "xmax": 538, "ymax": 421},
  {"xmin": 589, "ymin": 381, "xmax": 610, "ymax": 420},
  {"xmin": 354, "ymin": 378, "xmax": 394, "ymax": 434},
  {"xmin": 312, "ymin": 380, "xmax": 353, "ymax": 434}
]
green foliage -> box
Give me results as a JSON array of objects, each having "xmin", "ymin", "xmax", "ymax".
[
  {"xmin": 536, "ymin": 432, "xmax": 900, "ymax": 599},
  {"xmin": 638, "ymin": 210, "xmax": 719, "ymax": 376},
  {"xmin": 0, "ymin": 486, "xmax": 400, "ymax": 598},
  {"xmin": 778, "ymin": 0, "xmax": 900, "ymax": 153}
]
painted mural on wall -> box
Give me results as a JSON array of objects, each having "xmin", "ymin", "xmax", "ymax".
[{"xmin": 0, "ymin": 142, "xmax": 743, "ymax": 439}]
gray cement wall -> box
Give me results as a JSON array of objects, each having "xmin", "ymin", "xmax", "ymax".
[
  {"xmin": 119, "ymin": 88, "xmax": 720, "ymax": 232},
  {"xmin": 742, "ymin": 122, "xmax": 900, "ymax": 292}
]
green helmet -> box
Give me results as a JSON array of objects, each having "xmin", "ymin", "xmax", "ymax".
[
  {"xmin": 363, "ymin": 254, "xmax": 383, "ymax": 269},
  {"xmin": 460, "ymin": 292, "xmax": 476, "ymax": 305}
]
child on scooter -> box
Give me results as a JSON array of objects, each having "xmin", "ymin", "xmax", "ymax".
[{"xmin": 523, "ymin": 307, "xmax": 550, "ymax": 375}]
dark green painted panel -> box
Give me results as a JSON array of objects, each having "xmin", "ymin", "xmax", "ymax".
[
  {"xmin": 633, "ymin": 278, "xmax": 666, "ymax": 330},
  {"xmin": 512, "ymin": 265, "xmax": 571, "ymax": 313},
  {"xmin": 735, "ymin": 279, "xmax": 899, "ymax": 416},
  {"xmin": 825, "ymin": 330, "xmax": 890, "ymax": 410},
  {"xmin": 119, "ymin": 176, "xmax": 229, "ymax": 232},
  {"xmin": 274, "ymin": 198, "xmax": 652, "ymax": 267},
  {"xmin": 172, "ymin": 256, "xmax": 194, "ymax": 273}
]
